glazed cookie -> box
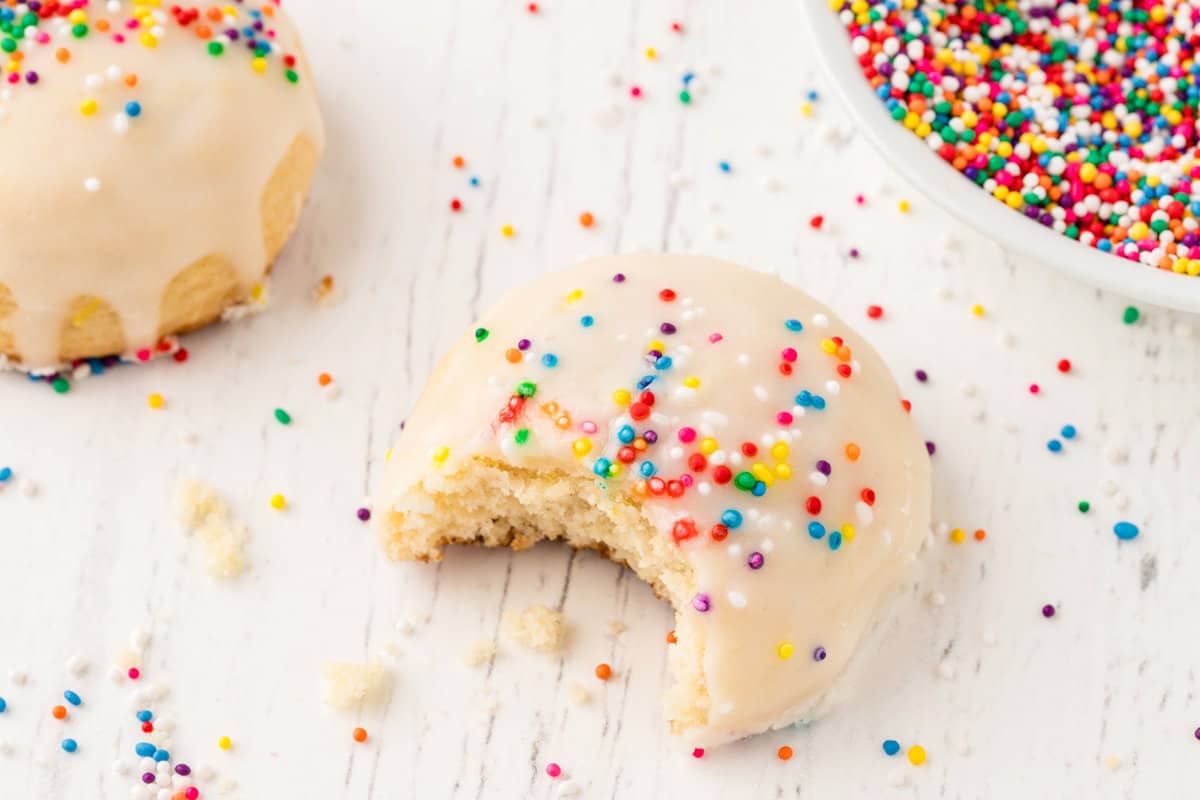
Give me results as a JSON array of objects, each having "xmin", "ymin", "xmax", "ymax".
[
  {"xmin": 0, "ymin": 1, "xmax": 323, "ymax": 369},
  {"xmin": 375, "ymin": 255, "xmax": 931, "ymax": 746}
]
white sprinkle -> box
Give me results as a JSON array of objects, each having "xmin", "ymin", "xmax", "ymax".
[
  {"xmin": 529, "ymin": 113, "xmax": 546, "ymax": 128},
  {"xmin": 112, "ymin": 758, "xmax": 130, "ymax": 775},
  {"xmin": 934, "ymin": 285, "xmax": 954, "ymax": 301},
  {"xmin": 556, "ymin": 780, "xmax": 583, "ymax": 798},
  {"xmin": 668, "ymin": 446, "xmax": 684, "ymax": 460},
  {"xmin": 855, "ymin": 501, "xmax": 874, "ymax": 525},
  {"xmin": 737, "ymin": 354, "xmax": 749, "ymax": 365},
  {"xmin": 84, "ymin": 73, "xmax": 103, "ymax": 89},
  {"xmin": 935, "ymin": 522, "xmax": 950, "ymax": 537},
  {"xmin": 937, "ymin": 660, "xmax": 957, "ymax": 680},
  {"xmin": 808, "ymin": 471, "xmax": 828, "ymax": 487},
  {"xmin": 726, "ymin": 591, "xmax": 747, "ymax": 609},
  {"xmin": 107, "ymin": 0, "xmax": 123, "ymax": 12},
  {"xmin": 84, "ymin": 177, "xmax": 101, "ymax": 192},
  {"xmin": 8, "ymin": 668, "xmax": 27, "ymax": 686},
  {"xmin": 105, "ymin": 64, "xmax": 123, "ymax": 81},
  {"xmin": 697, "ymin": 482, "xmax": 711, "ymax": 496},
  {"xmin": 824, "ymin": 380, "xmax": 840, "ymax": 395},
  {"xmin": 65, "ymin": 655, "xmax": 88, "ymax": 677},
  {"xmin": 726, "ymin": 543, "xmax": 742, "ymax": 558},
  {"xmin": 759, "ymin": 538, "xmax": 774, "ymax": 553},
  {"xmin": 811, "ymin": 313, "xmax": 829, "ymax": 327},
  {"xmin": 752, "ymin": 385, "xmax": 768, "ymax": 401},
  {"xmin": 107, "ymin": 666, "xmax": 124, "ymax": 683},
  {"xmin": 716, "ymin": 702, "xmax": 734, "ymax": 715},
  {"xmin": 887, "ymin": 767, "xmax": 909, "ymax": 787}
]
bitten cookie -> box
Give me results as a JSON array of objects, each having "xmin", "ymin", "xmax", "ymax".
[
  {"xmin": 0, "ymin": 1, "xmax": 324, "ymax": 369},
  {"xmin": 376, "ymin": 254, "xmax": 931, "ymax": 746}
]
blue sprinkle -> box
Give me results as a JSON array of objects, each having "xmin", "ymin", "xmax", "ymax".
[
  {"xmin": 1047, "ymin": 439, "xmax": 1063, "ymax": 453},
  {"xmin": 154, "ymin": 749, "xmax": 170, "ymax": 762},
  {"xmin": 0, "ymin": 467, "xmax": 11, "ymax": 482},
  {"xmin": 617, "ymin": 425, "xmax": 635, "ymax": 444},
  {"xmin": 0, "ymin": 697, "xmax": 6, "ymax": 713},
  {"xmin": 124, "ymin": 101, "xmax": 142, "ymax": 118},
  {"xmin": 636, "ymin": 375, "xmax": 656, "ymax": 390},
  {"xmin": 654, "ymin": 356, "xmax": 673, "ymax": 371},
  {"xmin": 541, "ymin": 353, "xmax": 558, "ymax": 368},
  {"xmin": 718, "ymin": 160, "xmax": 732, "ymax": 173},
  {"xmin": 61, "ymin": 739, "xmax": 77, "ymax": 754},
  {"xmin": 580, "ymin": 315, "xmax": 594, "ymax": 327},
  {"xmin": 1061, "ymin": 424, "xmax": 1077, "ymax": 439},
  {"xmin": 808, "ymin": 521, "xmax": 826, "ymax": 540},
  {"xmin": 63, "ymin": 690, "xmax": 81, "ymax": 707},
  {"xmin": 469, "ymin": 176, "xmax": 480, "ymax": 187},
  {"xmin": 806, "ymin": 89, "xmax": 819, "ymax": 101},
  {"xmin": 720, "ymin": 509, "xmax": 743, "ymax": 529},
  {"xmin": 751, "ymin": 481, "xmax": 766, "ymax": 497},
  {"xmin": 136, "ymin": 710, "xmax": 152, "ymax": 723},
  {"xmin": 592, "ymin": 458, "xmax": 611, "ymax": 477},
  {"xmin": 882, "ymin": 739, "xmax": 900, "ymax": 756},
  {"xmin": 638, "ymin": 461, "xmax": 655, "ymax": 478},
  {"xmin": 811, "ymin": 396, "xmax": 826, "ymax": 410},
  {"xmin": 682, "ymin": 71, "xmax": 695, "ymax": 85},
  {"xmin": 1113, "ymin": 521, "xmax": 1139, "ymax": 541},
  {"xmin": 828, "ymin": 531, "xmax": 842, "ymax": 551},
  {"xmin": 785, "ymin": 319, "xmax": 804, "ymax": 332},
  {"xmin": 135, "ymin": 742, "xmax": 155, "ymax": 758},
  {"xmin": 795, "ymin": 390, "xmax": 813, "ymax": 407}
]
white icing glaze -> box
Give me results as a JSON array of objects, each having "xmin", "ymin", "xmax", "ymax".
[
  {"xmin": 379, "ymin": 255, "xmax": 932, "ymax": 744},
  {"xmin": 0, "ymin": 1, "xmax": 323, "ymax": 367}
]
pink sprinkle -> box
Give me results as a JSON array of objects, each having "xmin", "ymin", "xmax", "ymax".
[
  {"xmin": 580, "ymin": 420, "xmax": 598, "ymax": 435},
  {"xmin": 184, "ymin": 789, "xmax": 199, "ymax": 800},
  {"xmin": 680, "ymin": 474, "xmax": 694, "ymax": 487},
  {"xmin": 776, "ymin": 411, "xmax": 794, "ymax": 426},
  {"xmin": 6, "ymin": 74, "xmax": 16, "ymax": 84},
  {"xmin": 135, "ymin": 348, "xmax": 152, "ymax": 362},
  {"xmin": 692, "ymin": 747, "xmax": 705, "ymax": 758},
  {"xmin": 112, "ymin": 34, "xmax": 125, "ymax": 43},
  {"xmin": 677, "ymin": 426, "xmax": 696, "ymax": 443},
  {"xmin": 630, "ymin": 86, "xmax": 642, "ymax": 98},
  {"xmin": 545, "ymin": 763, "xmax": 562, "ymax": 778},
  {"xmin": 854, "ymin": 194, "xmax": 865, "ymax": 205},
  {"xmin": 708, "ymin": 332, "xmax": 723, "ymax": 343},
  {"xmin": 1029, "ymin": 383, "xmax": 1040, "ymax": 395},
  {"xmin": 125, "ymin": 18, "xmax": 139, "ymax": 29},
  {"xmin": 35, "ymin": 32, "xmax": 49, "ymax": 44},
  {"xmin": 128, "ymin": 667, "xmax": 141, "ymax": 680},
  {"xmin": 780, "ymin": 347, "xmax": 797, "ymax": 363}
]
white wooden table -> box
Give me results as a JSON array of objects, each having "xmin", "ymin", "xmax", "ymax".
[{"xmin": 3, "ymin": 1, "xmax": 1198, "ymax": 797}]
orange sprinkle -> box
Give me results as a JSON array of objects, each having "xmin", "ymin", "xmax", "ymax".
[
  {"xmin": 317, "ymin": 372, "xmax": 333, "ymax": 387},
  {"xmin": 505, "ymin": 348, "xmax": 522, "ymax": 364},
  {"xmin": 452, "ymin": 155, "xmax": 465, "ymax": 168},
  {"xmin": 261, "ymin": 4, "xmax": 275, "ymax": 16},
  {"xmin": 124, "ymin": 74, "xmax": 138, "ymax": 87},
  {"xmin": 777, "ymin": 746, "xmax": 794, "ymax": 761},
  {"xmin": 95, "ymin": 19, "xmax": 110, "ymax": 32},
  {"xmin": 206, "ymin": 7, "xmax": 223, "ymax": 22},
  {"xmin": 665, "ymin": 630, "xmax": 677, "ymax": 644},
  {"xmin": 195, "ymin": 24, "xmax": 212, "ymax": 39},
  {"xmin": 594, "ymin": 663, "xmax": 612, "ymax": 681},
  {"xmin": 51, "ymin": 705, "xmax": 67, "ymax": 720},
  {"xmin": 844, "ymin": 442, "xmax": 861, "ymax": 461},
  {"xmin": 55, "ymin": 48, "xmax": 70, "ymax": 63},
  {"xmin": 579, "ymin": 211, "xmax": 595, "ymax": 228},
  {"xmin": 974, "ymin": 529, "xmax": 987, "ymax": 541},
  {"xmin": 352, "ymin": 727, "xmax": 368, "ymax": 743}
]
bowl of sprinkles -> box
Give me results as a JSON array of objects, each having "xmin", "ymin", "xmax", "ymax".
[{"xmin": 803, "ymin": 0, "xmax": 1200, "ymax": 312}]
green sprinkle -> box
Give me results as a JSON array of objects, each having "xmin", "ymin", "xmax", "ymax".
[
  {"xmin": 733, "ymin": 471, "xmax": 756, "ymax": 491},
  {"xmin": 285, "ymin": 69, "xmax": 299, "ymax": 84},
  {"xmin": 514, "ymin": 428, "xmax": 530, "ymax": 445},
  {"xmin": 516, "ymin": 381, "xmax": 537, "ymax": 398},
  {"xmin": 1078, "ymin": 500, "xmax": 1090, "ymax": 513},
  {"xmin": 678, "ymin": 90, "xmax": 691, "ymax": 104},
  {"xmin": 474, "ymin": 327, "xmax": 489, "ymax": 343},
  {"xmin": 1, "ymin": 39, "xmax": 16, "ymax": 54},
  {"xmin": 274, "ymin": 408, "xmax": 292, "ymax": 425},
  {"xmin": 70, "ymin": 23, "xmax": 87, "ymax": 38},
  {"xmin": 1122, "ymin": 306, "xmax": 1140, "ymax": 325},
  {"xmin": 207, "ymin": 41, "xmax": 224, "ymax": 56},
  {"xmin": 52, "ymin": 377, "xmax": 70, "ymax": 394}
]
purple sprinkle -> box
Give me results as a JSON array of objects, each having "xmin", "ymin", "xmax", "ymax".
[
  {"xmin": 816, "ymin": 459, "xmax": 831, "ymax": 476},
  {"xmin": 915, "ymin": 369, "xmax": 928, "ymax": 382},
  {"xmin": 356, "ymin": 507, "xmax": 371, "ymax": 522},
  {"xmin": 644, "ymin": 430, "xmax": 658, "ymax": 444},
  {"xmin": 747, "ymin": 552, "xmax": 764, "ymax": 570},
  {"xmin": 174, "ymin": 764, "xmax": 191, "ymax": 776},
  {"xmin": 691, "ymin": 593, "xmax": 711, "ymax": 613},
  {"xmin": 225, "ymin": 28, "xmax": 240, "ymax": 41},
  {"xmin": 25, "ymin": 71, "xmax": 38, "ymax": 84},
  {"xmin": 517, "ymin": 339, "xmax": 531, "ymax": 351},
  {"xmin": 1042, "ymin": 604, "xmax": 1056, "ymax": 618},
  {"xmin": 925, "ymin": 441, "xmax": 936, "ymax": 456},
  {"xmin": 812, "ymin": 646, "xmax": 827, "ymax": 662},
  {"xmin": 1195, "ymin": 727, "xmax": 1200, "ymax": 741},
  {"xmin": 660, "ymin": 322, "xmax": 677, "ymax": 335},
  {"xmin": 612, "ymin": 273, "xmax": 626, "ymax": 283},
  {"xmin": 848, "ymin": 247, "xmax": 860, "ymax": 258},
  {"xmin": 142, "ymin": 773, "xmax": 156, "ymax": 784}
]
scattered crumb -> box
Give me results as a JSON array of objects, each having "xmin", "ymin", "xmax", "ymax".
[
  {"xmin": 566, "ymin": 681, "xmax": 592, "ymax": 706},
  {"xmin": 1104, "ymin": 755, "xmax": 1122, "ymax": 771},
  {"xmin": 394, "ymin": 614, "xmax": 428, "ymax": 635},
  {"xmin": 556, "ymin": 780, "xmax": 582, "ymax": 798},
  {"xmin": 937, "ymin": 660, "xmax": 957, "ymax": 680},
  {"xmin": 606, "ymin": 620, "xmax": 627, "ymax": 638},
  {"xmin": 313, "ymin": 274, "xmax": 337, "ymax": 304},
  {"xmin": 926, "ymin": 590, "xmax": 947, "ymax": 608},
  {"xmin": 175, "ymin": 480, "xmax": 249, "ymax": 579},
  {"xmin": 321, "ymin": 658, "xmax": 391, "ymax": 710},
  {"xmin": 503, "ymin": 605, "xmax": 566, "ymax": 653},
  {"xmin": 462, "ymin": 639, "xmax": 497, "ymax": 667}
]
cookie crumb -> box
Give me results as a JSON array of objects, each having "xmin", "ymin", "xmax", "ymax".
[
  {"xmin": 462, "ymin": 639, "xmax": 497, "ymax": 667},
  {"xmin": 503, "ymin": 605, "xmax": 566, "ymax": 653},
  {"xmin": 320, "ymin": 659, "xmax": 391, "ymax": 710},
  {"xmin": 566, "ymin": 681, "xmax": 592, "ymax": 705},
  {"xmin": 175, "ymin": 480, "xmax": 248, "ymax": 579}
]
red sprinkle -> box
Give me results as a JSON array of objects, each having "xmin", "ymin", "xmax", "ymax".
[
  {"xmin": 867, "ymin": 304, "xmax": 883, "ymax": 319},
  {"xmin": 1057, "ymin": 359, "xmax": 1071, "ymax": 373},
  {"xmin": 809, "ymin": 214, "xmax": 824, "ymax": 230},
  {"xmin": 450, "ymin": 198, "xmax": 462, "ymax": 212}
]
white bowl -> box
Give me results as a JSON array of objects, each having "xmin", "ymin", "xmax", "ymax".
[{"xmin": 801, "ymin": 3, "xmax": 1200, "ymax": 313}]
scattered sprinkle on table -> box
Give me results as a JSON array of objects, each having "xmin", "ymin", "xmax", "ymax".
[
  {"xmin": 777, "ymin": 745, "xmax": 793, "ymax": 761},
  {"xmin": 352, "ymin": 727, "xmax": 368, "ymax": 743},
  {"xmin": 147, "ymin": 393, "xmax": 164, "ymax": 410},
  {"xmin": 545, "ymin": 762, "xmax": 562, "ymax": 778},
  {"xmin": 906, "ymin": 744, "xmax": 926, "ymax": 766},
  {"xmin": 1124, "ymin": 307, "xmax": 1140, "ymax": 325},
  {"xmin": 270, "ymin": 493, "xmax": 287, "ymax": 510},
  {"xmin": 1042, "ymin": 604, "xmax": 1056, "ymax": 619},
  {"xmin": 61, "ymin": 738, "xmax": 77, "ymax": 753},
  {"xmin": 274, "ymin": 408, "xmax": 292, "ymax": 425},
  {"xmin": 217, "ymin": 735, "xmax": 232, "ymax": 751},
  {"xmin": 882, "ymin": 739, "xmax": 900, "ymax": 756},
  {"xmin": 594, "ymin": 663, "xmax": 612, "ymax": 681},
  {"xmin": 1114, "ymin": 521, "xmax": 1140, "ymax": 541},
  {"xmin": 1078, "ymin": 501, "xmax": 1091, "ymax": 514}
]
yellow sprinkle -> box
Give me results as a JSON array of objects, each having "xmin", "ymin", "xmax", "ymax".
[
  {"xmin": 648, "ymin": 340, "xmax": 665, "ymax": 353},
  {"xmin": 799, "ymin": 102, "xmax": 814, "ymax": 117},
  {"xmin": 572, "ymin": 438, "xmax": 592, "ymax": 457},
  {"xmin": 501, "ymin": 224, "xmax": 515, "ymax": 238},
  {"xmin": 68, "ymin": 9, "xmax": 87, "ymax": 23},
  {"xmin": 146, "ymin": 393, "xmax": 164, "ymax": 410},
  {"xmin": 612, "ymin": 389, "xmax": 631, "ymax": 406},
  {"xmin": 683, "ymin": 376, "xmax": 700, "ymax": 389},
  {"xmin": 950, "ymin": 528, "xmax": 966, "ymax": 544},
  {"xmin": 699, "ymin": 437, "xmax": 718, "ymax": 456},
  {"xmin": 907, "ymin": 745, "xmax": 926, "ymax": 766},
  {"xmin": 770, "ymin": 442, "xmax": 789, "ymax": 461},
  {"xmin": 970, "ymin": 303, "xmax": 985, "ymax": 318},
  {"xmin": 384, "ymin": 447, "xmax": 394, "ymax": 463},
  {"xmin": 139, "ymin": 31, "xmax": 157, "ymax": 48},
  {"xmin": 645, "ymin": 47, "xmax": 657, "ymax": 60},
  {"xmin": 72, "ymin": 298, "xmax": 100, "ymax": 328},
  {"xmin": 898, "ymin": 199, "xmax": 911, "ymax": 213},
  {"xmin": 269, "ymin": 493, "xmax": 286, "ymax": 510},
  {"xmin": 774, "ymin": 463, "xmax": 792, "ymax": 480},
  {"xmin": 776, "ymin": 641, "xmax": 794, "ymax": 659},
  {"xmin": 607, "ymin": 463, "xmax": 621, "ymax": 477},
  {"xmin": 251, "ymin": 57, "xmax": 267, "ymax": 74},
  {"xmin": 250, "ymin": 284, "xmax": 266, "ymax": 302},
  {"xmin": 217, "ymin": 736, "xmax": 232, "ymax": 751},
  {"xmin": 431, "ymin": 446, "xmax": 450, "ymax": 464},
  {"xmin": 565, "ymin": 289, "xmax": 584, "ymax": 303},
  {"xmin": 819, "ymin": 338, "xmax": 838, "ymax": 355},
  {"xmin": 80, "ymin": 99, "xmax": 98, "ymax": 116},
  {"xmin": 750, "ymin": 463, "xmax": 774, "ymax": 487},
  {"xmin": 842, "ymin": 523, "xmax": 856, "ymax": 542}
]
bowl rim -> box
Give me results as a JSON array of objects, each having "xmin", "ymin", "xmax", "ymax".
[{"xmin": 800, "ymin": 2, "xmax": 1200, "ymax": 313}]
